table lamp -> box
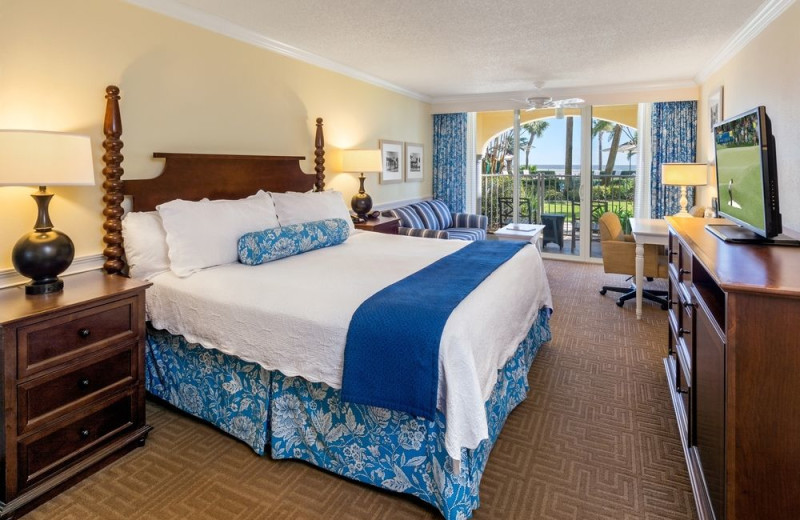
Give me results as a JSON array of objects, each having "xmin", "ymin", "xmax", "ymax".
[
  {"xmin": 661, "ymin": 163, "xmax": 707, "ymax": 217},
  {"xmin": 342, "ymin": 149, "xmax": 382, "ymax": 219},
  {"xmin": 0, "ymin": 130, "xmax": 95, "ymax": 294}
]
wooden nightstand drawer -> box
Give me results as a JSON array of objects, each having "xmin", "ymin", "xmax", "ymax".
[
  {"xmin": 0, "ymin": 271, "xmax": 151, "ymax": 515},
  {"xmin": 18, "ymin": 392, "xmax": 135, "ymax": 490},
  {"xmin": 18, "ymin": 345, "xmax": 135, "ymax": 435},
  {"xmin": 18, "ymin": 298, "xmax": 137, "ymax": 378}
]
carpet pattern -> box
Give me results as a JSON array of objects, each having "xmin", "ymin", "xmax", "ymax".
[{"xmin": 23, "ymin": 260, "xmax": 696, "ymax": 519}]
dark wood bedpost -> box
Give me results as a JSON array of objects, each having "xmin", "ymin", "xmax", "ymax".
[
  {"xmin": 314, "ymin": 118, "xmax": 325, "ymax": 191},
  {"xmin": 102, "ymin": 85, "xmax": 126, "ymax": 275}
]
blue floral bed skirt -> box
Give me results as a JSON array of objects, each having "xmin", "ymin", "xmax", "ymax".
[{"xmin": 145, "ymin": 308, "xmax": 551, "ymax": 519}]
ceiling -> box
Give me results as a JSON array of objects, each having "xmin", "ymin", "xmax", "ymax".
[{"xmin": 128, "ymin": 0, "xmax": 783, "ymax": 104}]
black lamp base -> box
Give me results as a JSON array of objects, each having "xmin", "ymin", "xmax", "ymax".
[
  {"xmin": 12, "ymin": 190, "xmax": 75, "ymax": 295},
  {"xmin": 23, "ymin": 277, "xmax": 65, "ymax": 295},
  {"xmin": 351, "ymin": 173, "xmax": 373, "ymax": 219}
]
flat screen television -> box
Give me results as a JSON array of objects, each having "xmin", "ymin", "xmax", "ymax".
[{"xmin": 706, "ymin": 106, "xmax": 799, "ymax": 246}]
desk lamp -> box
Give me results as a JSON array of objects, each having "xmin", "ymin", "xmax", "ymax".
[
  {"xmin": 342, "ymin": 149, "xmax": 382, "ymax": 220},
  {"xmin": 661, "ymin": 163, "xmax": 707, "ymax": 217},
  {"xmin": 0, "ymin": 131, "xmax": 94, "ymax": 294}
]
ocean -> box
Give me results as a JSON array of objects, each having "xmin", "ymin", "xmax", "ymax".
[{"xmin": 521, "ymin": 164, "xmax": 637, "ymax": 176}]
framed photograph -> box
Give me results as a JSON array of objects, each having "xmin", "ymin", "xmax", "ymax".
[
  {"xmin": 379, "ymin": 140, "xmax": 403, "ymax": 184},
  {"xmin": 708, "ymin": 86, "xmax": 723, "ymax": 130},
  {"xmin": 404, "ymin": 142, "xmax": 424, "ymax": 182}
]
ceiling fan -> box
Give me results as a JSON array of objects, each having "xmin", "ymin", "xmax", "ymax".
[{"xmin": 516, "ymin": 95, "xmax": 585, "ymax": 111}]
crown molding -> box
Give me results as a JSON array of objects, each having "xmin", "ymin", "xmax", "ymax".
[
  {"xmin": 0, "ymin": 254, "xmax": 105, "ymax": 290},
  {"xmin": 695, "ymin": 0, "xmax": 796, "ymax": 83},
  {"xmin": 430, "ymin": 79, "xmax": 699, "ymax": 107},
  {"xmin": 123, "ymin": 0, "xmax": 431, "ymax": 103}
]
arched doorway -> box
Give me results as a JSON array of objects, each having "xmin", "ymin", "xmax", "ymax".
[{"xmin": 476, "ymin": 105, "xmax": 638, "ymax": 259}]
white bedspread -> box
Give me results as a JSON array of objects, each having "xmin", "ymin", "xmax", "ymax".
[{"xmin": 146, "ymin": 231, "xmax": 552, "ymax": 462}]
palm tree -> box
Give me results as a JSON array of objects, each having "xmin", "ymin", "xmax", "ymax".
[
  {"xmin": 591, "ymin": 120, "xmax": 614, "ymax": 172},
  {"xmin": 521, "ymin": 120, "xmax": 549, "ymax": 169},
  {"xmin": 564, "ymin": 117, "xmax": 574, "ymax": 198},
  {"xmin": 603, "ymin": 124, "xmax": 623, "ymax": 176}
]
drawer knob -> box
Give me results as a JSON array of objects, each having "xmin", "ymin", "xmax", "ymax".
[
  {"xmin": 79, "ymin": 378, "xmax": 90, "ymax": 389},
  {"xmin": 78, "ymin": 328, "xmax": 91, "ymax": 339},
  {"xmin": 79, "ymin": 428, "xmax": 90, "ymax": 439}
]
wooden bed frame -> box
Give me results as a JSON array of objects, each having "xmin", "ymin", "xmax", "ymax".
[{"xmin": 100, "ymin": 85, "xmax": 327, "ymax": 274}]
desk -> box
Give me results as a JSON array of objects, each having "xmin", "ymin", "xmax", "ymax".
[
  {"xmin": 629, "ymin": 218, "xmax": 669, "ymax": 319},
  {"xmin": 493, "ymin": 223, "xmax": 545, "ymax": 249}
]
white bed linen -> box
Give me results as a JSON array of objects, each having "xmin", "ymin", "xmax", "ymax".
[{"xmin": 146, "ymin": 231, "xmax": 552, "ymax": 462}]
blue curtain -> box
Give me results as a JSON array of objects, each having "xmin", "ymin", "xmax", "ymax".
[
  {"xmin": 433, "ymin": 113, "xmax": 468, "ymax": 212},
  {"xmin": 650, "ymin": 101, "xmax": 697, "ymax": 218}
]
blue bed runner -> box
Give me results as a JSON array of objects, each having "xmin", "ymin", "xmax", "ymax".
[{"xmin": 341, "ymin": 240, "xmax": 527, "ymax": 419}]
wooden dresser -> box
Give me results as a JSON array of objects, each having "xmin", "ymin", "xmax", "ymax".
[
  {"xmin": 665, "ymin": 217, "xmax": 800, "ymax": 520},
  {"xmin": 0, "ymin": 271, "xmax": 151, "ymax": 518}
]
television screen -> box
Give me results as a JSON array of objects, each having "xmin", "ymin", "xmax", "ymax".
[{"xmin": 714, "ymin": 108, "xmax": 767, "ymax": 233}]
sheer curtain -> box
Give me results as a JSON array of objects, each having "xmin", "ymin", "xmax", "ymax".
[
  {"xmin": 634, "ymin": 103, "xmax": 652, "ymax": 219},
  {"xmin": 649, "ymin": 101, "xmax": 698, "ymax": 218},
  {"xmin": 433, "ymin": 113, "xmax": 468, "ymax": 212}
]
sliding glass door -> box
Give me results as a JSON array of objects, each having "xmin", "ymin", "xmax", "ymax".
[{"xmin": 476, "ymin": 104, "xmax": 638, "ymax": 260}]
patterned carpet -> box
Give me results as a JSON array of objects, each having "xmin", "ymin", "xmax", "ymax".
[{"xmin": 24, "ymin": 260, "xmax": 696, "ymax": 520}]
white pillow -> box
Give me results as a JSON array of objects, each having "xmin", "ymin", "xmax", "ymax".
[
  {"xmin": 157, "ymin": 190, "xmax": 279, "ymax": 277},
  {"xmin": 271, "ymin": 190, "xmax": 355, "ymax": 232},
  {"xmin": 121, "ymin": 211, "xmax": 171, "ymax": 281}
]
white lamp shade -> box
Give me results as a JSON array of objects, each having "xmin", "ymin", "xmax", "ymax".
[
  {"xmin": 342, "ymin": 149, "xmax": 382, "ymax": 173},
  {"xmin": 661, "ymin": 163, "xmax": 707, "ymax": 186},
  {"xmin": 0, "ymin": 130, "xmax": 94, "ymax": 186}
]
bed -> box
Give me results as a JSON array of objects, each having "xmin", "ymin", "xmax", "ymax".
[{"xmin": 99, "ymin": 85, "xmax": 553, "ymax": 519}]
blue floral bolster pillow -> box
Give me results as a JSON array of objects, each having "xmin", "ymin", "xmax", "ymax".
[{"xmin": 238, "ymin": 218, "xmax": 350, "ymax": 265}]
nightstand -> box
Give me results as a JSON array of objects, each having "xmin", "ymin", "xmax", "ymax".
[
  {"xmin": 354, "ymin": 215, "xmax": 400, "ymax": 235},
  {"xmin": 0, "ymin": 271, "xmax": 152, "ymax": 519}
]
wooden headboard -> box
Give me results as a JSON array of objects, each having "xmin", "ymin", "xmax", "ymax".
[{"xmin": 100, "ymin": 85, "xmax": 327, "ymax": 275}]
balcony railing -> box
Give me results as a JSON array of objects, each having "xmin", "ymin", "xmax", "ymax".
[{"xmin": 480, "ymin": 172, "xmax": 635, "ymax": 244}]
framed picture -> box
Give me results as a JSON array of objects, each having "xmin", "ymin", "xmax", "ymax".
[
  {"xmin": 404, "ymin": 142, "xmax": 424, "ymax": 182},
  {"xmin": 379, "ymin": 140, "xmax": 403, "ymax": 184},
  {"xmin": 708, "ymin": 86, "xmax": 723, "ymax": 130}
]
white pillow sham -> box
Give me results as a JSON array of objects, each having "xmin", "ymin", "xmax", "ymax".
[
  {"xmin": 271, "ymin": 190, "xmax": 355, "ymax": 232},
  {"xmin": 157, "ymin": 190, "xmax": 279, "ymax": 277},
  {"xmin": 121, "ymin": 211, "xmax": 171, "ymax": 281}
]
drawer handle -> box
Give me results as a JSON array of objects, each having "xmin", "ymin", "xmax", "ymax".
[
  {"xmin": 78, "ymin": 328, "xmax": 91, "ymax": 339},
  {"xmin": 668, "ymin": 299, "xmax": 678, "ymax": 307},
  {"xmin": 668, "ymin": 250, "xmax": 677, "ymax": 257},
  {"xmin": 683, "ymin": 301, "xmax": 695, "ymax": 310},
  {"xmin": 679, "ymin": 268, "xmax": 690, "ymax": 275},
  {"xmin": 79, "ymin": 378, "xmax": 90, "ymax": 389},
  {"xmin": 679, "ymin": 328, "xmax": 690, "ymax": 336},
  {"xmin": 676, "ymin": 387, "xmax": 689, "ymax": 395},
  {"xmin": 79, "ymin": 428, "xmax": 90, "ymax": 439}
]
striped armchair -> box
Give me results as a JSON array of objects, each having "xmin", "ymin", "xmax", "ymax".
[{"xmin": 388, "ymin": 199, "xmax": 487, "ymax": 241}]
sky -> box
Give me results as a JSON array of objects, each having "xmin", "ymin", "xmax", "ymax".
[{"xmin": 505, "ymin": 117, "xmax": 638, "ymax": 171}]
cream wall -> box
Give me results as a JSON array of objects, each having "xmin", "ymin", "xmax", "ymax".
[
  {"xmin": 0, "ymin": 0, "xmax": 432, "ymax": 272},
  {"xmin": 697, "ymin": 2, "xmax": 800, "ymax": 232}
]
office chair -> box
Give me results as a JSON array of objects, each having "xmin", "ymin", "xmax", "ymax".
[{"xmin": 597, "ymin": 212, "xmax": 668, "ymax": 309}]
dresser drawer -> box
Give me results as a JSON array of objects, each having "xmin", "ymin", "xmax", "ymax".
[
  {"xmin": 18, "ymin": 345, "xmax": 135, "ymax": 435},
  {"xmin": 18, "ymin": 298, "xmax": 137, "ymax": 378},
  {"xmin": 679, "ymin": 246, "xmax": 693, "ymax": 287},
  {"xmin": 18, "ymin": 392, "xmax": 135, "ymax": 490}
]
